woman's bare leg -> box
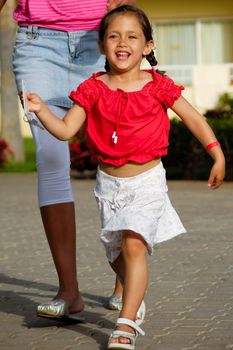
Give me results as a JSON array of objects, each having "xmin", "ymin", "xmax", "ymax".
[{"xmin": 40, "ymin": 202, "xmax": 84, "ymax": 313}]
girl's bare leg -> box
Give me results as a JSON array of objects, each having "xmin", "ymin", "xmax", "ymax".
[
  {"xmin": 110, "ymin": 230, "xmax": 148, "ymax": 344},
  {"xmin": 112, "ymin": 275, "xmax": 123, "ymax": 298},
  {"xmin": 108, "ymin": 274, "xmax": 123, "ymax": 310}
]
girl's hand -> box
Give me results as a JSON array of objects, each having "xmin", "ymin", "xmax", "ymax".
[
  {"xmin": 19, "ymin": 91, "xmax": 43, "ymax": 114},
  {"xmin": 208, "ymin": 160, "xmax": 225, "ymax": 190},
  {"xmin": 26, "ymin": 93, "xmax": 45, "ymax": 114}
]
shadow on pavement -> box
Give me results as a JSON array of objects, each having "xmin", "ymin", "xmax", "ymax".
[{"xmin": 0, "ymin": 273, "xmax": 115, "ymax": 349}]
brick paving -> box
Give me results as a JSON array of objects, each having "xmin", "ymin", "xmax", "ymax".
[{"xmin": 0, "ymin": 173, "xmax": 233, "ymax": 350}]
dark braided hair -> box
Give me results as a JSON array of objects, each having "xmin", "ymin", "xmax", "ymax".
[{"xmin": 99, "ymin": 5, "xmax": 160, "ymax": 72}]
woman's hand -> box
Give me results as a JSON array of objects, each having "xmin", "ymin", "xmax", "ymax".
[{"xmin": 107, "ymin": 0, "xmax": 136, "ymax": 12}]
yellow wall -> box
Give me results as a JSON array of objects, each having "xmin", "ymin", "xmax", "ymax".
[{"xmin": 137, "ymin": 0, "xmax": 233, "ymax": 20}]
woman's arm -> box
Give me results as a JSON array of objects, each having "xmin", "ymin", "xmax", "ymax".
[
  {"xmin": 171, "ymin": 96, "xmax": 225, "ymax": 189},
  {"xmin": 0, "ymin": 0, "xmax": 7, "ymax": 11},
  {"xmin": 27, "ymin": 93, "xmax": 86, "ymax": 141}
]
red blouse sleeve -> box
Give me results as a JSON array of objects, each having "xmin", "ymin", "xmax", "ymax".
[
  {"xmin": 154, "ymin": 73, "xmax": 184, "ymax": 109},
  {"xmin": 69, "ymin": 78, "xmax": 96, "ymax": 111}
]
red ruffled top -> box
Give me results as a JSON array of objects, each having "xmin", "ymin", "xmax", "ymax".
[{"xmin": 69, "ymin": 69, "xmax": 184, "ymax": 166}]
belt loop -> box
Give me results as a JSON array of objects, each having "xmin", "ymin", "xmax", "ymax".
[
  {"xmin": 26, "ymin": 25, "xmax": 33, "ymax": 39},
  {"xmin": 26, "ymin": 26, "xmax": 38, "ymax": 40}
]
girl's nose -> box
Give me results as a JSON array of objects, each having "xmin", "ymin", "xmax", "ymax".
[{"xmin": 117, "ymin": 39, "xmax": 127, "ymax": 47}]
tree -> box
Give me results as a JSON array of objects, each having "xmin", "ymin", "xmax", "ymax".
[{"xmin": 0, "ymin": 0, "xmax": 24, "ymax": 161}]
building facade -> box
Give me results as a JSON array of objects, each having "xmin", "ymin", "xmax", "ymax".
[{"xmin": 138, "ymin": 0, "xmax": 233, "ymax": 110}]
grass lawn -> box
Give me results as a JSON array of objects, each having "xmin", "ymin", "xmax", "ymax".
[{"xmin": 0, "ymin": 137, "xmax": 36, "ymax": 173}]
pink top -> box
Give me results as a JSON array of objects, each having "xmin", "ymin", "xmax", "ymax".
[
  {"xmin": 69, "ymin": 70, "xmax": 184, "ymax": 166},
  {"xmin": 13, "ymin": 0, "xmax": 108, "ymax": 31}
]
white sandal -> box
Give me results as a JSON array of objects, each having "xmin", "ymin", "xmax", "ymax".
[{"xmin": 107, "ymin": 317, "xmax": 145, "ymax": 350}]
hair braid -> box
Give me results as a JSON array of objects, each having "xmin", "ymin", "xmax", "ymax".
[
  {"xmin": 145, "ymin": 50, "xmax": 157, "ymax": 67},
  {"xmin": 105, "ymin": 59, "xmax": 110, "ymax": 72}
]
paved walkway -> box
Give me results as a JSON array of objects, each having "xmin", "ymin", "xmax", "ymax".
[{"xmin": 0, "ymin": 173, "xmax": 233, "ymax": 350}]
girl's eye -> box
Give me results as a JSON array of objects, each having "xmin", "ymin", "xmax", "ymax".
[
  {"xmin": 108, "ymin": 34, "xmax": 118, "ymax": 39},
  {"xmin": 129, "ymin": 35, "xmax": 137, "ymax": 39}
]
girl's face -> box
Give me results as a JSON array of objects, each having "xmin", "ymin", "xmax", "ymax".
[{"xmin": 99, "ymin": 13, "xmax": 154, "ymax": 73}]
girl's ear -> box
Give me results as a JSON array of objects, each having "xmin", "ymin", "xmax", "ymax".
[
  {"xmin": 143, "ymin": 40, "xmax": 154, "ymax": 56},
  {"xmin": 98, "ymin": 40, "xmax": 105, "ymax": 54}
]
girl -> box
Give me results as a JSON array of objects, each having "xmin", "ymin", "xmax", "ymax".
[{"xmin": 25, "ymin": 5, "xmax": 225, "ymax": 350}]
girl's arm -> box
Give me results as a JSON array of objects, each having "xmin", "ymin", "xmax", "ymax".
[
  {"xmin": 27, "ymin": 93, "xmax": 86, "ymax": 140},
  {"xmin": 171, "ymin": 96, "xmax": 225, "ymax": 189}
]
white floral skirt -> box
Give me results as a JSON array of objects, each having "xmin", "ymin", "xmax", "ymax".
[{"xmin": 94, "ymin": 162, "xmax": 186, "ymax": 262}]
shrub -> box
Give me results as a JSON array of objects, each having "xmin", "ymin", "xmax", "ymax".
[
  {"xmin": 163, "ymin": 118, "xmax": 233, "ymax": 181},
  {"xmin": 69, "ymin": 136, "xmax": 98, "ymax": 178},
  {"xmin": 204, "ymin": 109, "xmax": 233, "ymax": 120},
  {"xmin": 216, "ymin": 92, "xmax": 233, "ymax": 110},
  {"xmin": 0, "ymin": 139, "xmax": 13, "ymax": 168}
]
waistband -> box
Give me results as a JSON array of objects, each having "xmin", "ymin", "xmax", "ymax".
[
  {"xmin": 97, "ymin": 161, "xmax": 164, "ymax": 183},
  {"xmin": 18, "ymin": 26, "xmax": 98, "ymax": 37}
]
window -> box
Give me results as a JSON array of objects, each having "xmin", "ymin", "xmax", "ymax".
[
  {"xmin": 201, "ymin": 20, "xmax": 233, "ymax": 63},
  {"xmin": 154, "ymin": 19, "xmax": 233, "ymax": 65},
  {"xmin": 155, "ymin": 23, "xmax": 196, "ymax": 65},
  {"xmin": 153, "ymin": 18, "xmax": 233, "ymax": 84}
]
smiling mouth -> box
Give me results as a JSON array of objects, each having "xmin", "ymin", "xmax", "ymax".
[{"xmin": 116, "ymin": 51, "xmax": 130, "ymax": 60}]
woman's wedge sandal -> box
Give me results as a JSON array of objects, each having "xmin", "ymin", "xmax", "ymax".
[{"xmin": 107, "ymin": 317, "xmax": 145, "ymax": 350}]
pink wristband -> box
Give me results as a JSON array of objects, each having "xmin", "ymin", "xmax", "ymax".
[{"xmin": 206, "ymin": 141, "xmax": 220, "ymax": 151}]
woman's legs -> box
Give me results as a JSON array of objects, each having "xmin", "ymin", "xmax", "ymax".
[
  {"xmin": 40, "ymin": 203, "xmax": 84, "ymax": 312},
  {"xmin": 32, "ymin": 105, "xmax": 83, "ymax": 313},
  {"xmin": 110, "ymin": 230, "xmax": 148, "ymax": 344},
  {"xmin": 13, "ymin": 28, "xmax": 105, "ymax": 315}
]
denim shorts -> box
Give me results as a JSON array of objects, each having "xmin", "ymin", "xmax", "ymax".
[
  {"xmin": 94, "ymin": 162, "xmax": 186, "ymax": 262},
  {"xmin": 12, "ymin": 26, "xmax": 105, "ymax": 108}
]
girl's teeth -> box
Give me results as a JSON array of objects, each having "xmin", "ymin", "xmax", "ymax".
[{"xmin": 117, "ymin": 52, "xmax": 128, "ymax": 58}]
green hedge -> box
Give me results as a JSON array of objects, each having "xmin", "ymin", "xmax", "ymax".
[{"xmin": 163, "ymin": 118, "xmax": 233, "ymax": 181}]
